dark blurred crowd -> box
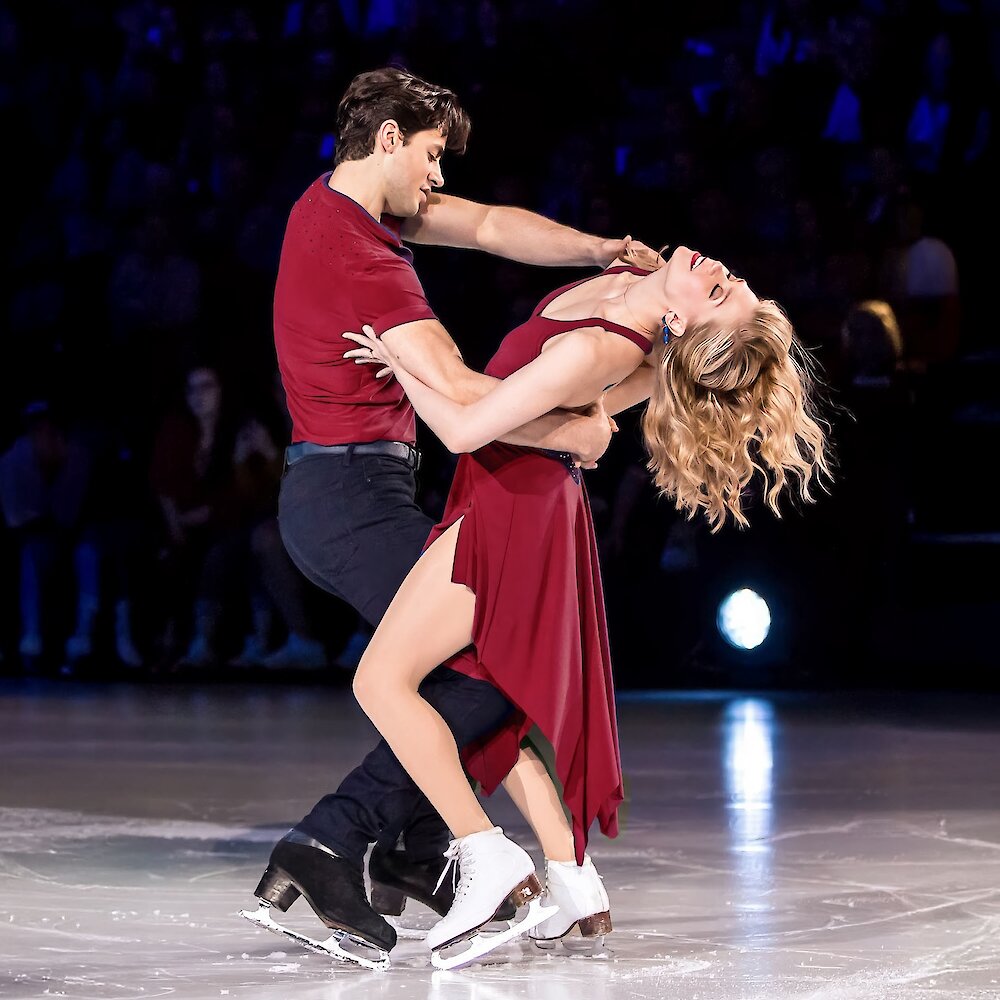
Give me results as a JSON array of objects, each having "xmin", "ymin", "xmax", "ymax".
[{"xmin": 1, "ymin": 1, "xmax": 997, "ymax": 684}]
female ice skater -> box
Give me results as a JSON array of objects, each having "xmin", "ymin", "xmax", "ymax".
[{"xmin": 343, "ymin": 243, "xmax": 829, "ymax": 966}]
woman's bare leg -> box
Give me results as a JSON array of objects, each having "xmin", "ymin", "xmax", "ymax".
[
  {"xmin": 352, "ymin": 520, "xmax": 494, "ymax": 840},
  {"xmin": 502, "ymin": 747, "xmax": 576, "ymax": 862}
]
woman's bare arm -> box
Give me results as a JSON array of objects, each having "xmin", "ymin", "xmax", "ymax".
[{"xmin": 346, "ymin": 325, "xmax": 642, "ymax": 454}]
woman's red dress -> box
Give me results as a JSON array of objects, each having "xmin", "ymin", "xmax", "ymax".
[{"xmin": 423, "ymin": 266, "xmax": 653, "ymax": 864}]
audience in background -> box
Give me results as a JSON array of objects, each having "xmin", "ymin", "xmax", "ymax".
[
  {"xmin": 2, "ymin": 0, "xmax": 994, "ymax": 679},
  {"xmin": 0, "ymin": 402, "xmax": 142, "ymax": 672}
]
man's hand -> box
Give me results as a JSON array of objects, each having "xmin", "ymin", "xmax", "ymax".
[
  {"xmin": 574, "ymin": 394, "xmax": 618, "ymax": 469},
  {"xmin": 596, "ymin": 235, "xmax": 662, "ymax": 269}
]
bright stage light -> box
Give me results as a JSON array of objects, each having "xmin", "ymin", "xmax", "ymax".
[{"xmin": 717, "ymin": 589, "xmax": 771, "ymax": 650}]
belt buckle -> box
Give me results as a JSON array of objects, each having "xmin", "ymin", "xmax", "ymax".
[{"xmin": 411, "ymin": 445, "xmax": 421, "ymax": 471}]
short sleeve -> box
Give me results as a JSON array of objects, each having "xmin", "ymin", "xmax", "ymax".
[{"xmin": 351, "ymin": 253, "xmax": 438, "ymax": 338}]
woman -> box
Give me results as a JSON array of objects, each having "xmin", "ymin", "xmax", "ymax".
[{"xmin": 343, "ymin": 243, "xmax": 829, "ymax": 959}]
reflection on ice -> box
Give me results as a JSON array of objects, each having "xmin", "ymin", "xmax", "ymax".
[
  {"xmin": 723, "ymin": 698, "xmax": 775, "ymax": 916},
  {"xmin": 723, "ymin": 698, "xmax": 774, "ymax": 835}
]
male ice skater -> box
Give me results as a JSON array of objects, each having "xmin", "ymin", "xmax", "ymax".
[{"xmin": 244, "ymin": 66, "xmax": 638, "ymax": 965}]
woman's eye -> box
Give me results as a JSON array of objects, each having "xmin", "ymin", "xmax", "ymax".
[{"xmin": 711, "ymin": 284, "xmax": 722, "ymax": 299}]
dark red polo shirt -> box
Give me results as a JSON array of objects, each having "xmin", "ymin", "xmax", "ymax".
[{"xmin": 273, "ymin": 174, "xmax": 437, "ymax": 445}]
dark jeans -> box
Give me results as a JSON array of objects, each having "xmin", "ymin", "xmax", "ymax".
[{"xmin": 277, "ymin": 449, "xmax": 511, "ymax": 862}]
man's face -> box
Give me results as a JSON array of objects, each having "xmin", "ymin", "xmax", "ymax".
[{"xmin": 383, "ymin": 127, "xmax": 446, "ymax": 217}]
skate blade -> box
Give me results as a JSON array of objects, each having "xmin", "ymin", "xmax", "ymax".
[
  {"xmin": 531, "ymin": 909, "xmax": 612, "ymax": 955},
  {"xmin": 430, "ymin": 899, "xmax": 559, "ymax": 971},
  {"xmin": 533, "ymin": 933, "xmax": 609, "ymax": 956},
  {"xmin": 240, "ymin": 904, "xmax": 390, "ymax": 971},
  {"xmin": 386, "ymin": 917, "xmax": 427, "ymax": 941},
  {"xmin": 389, "ymin": 916, "xmax": 514, "ymax": 942}
]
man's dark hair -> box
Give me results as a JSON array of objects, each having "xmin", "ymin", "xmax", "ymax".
[{"xmin": 334, "ymin": 67, "xmax": 471, "ymax": 165}]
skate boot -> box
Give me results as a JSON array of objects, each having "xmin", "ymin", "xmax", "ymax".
[
  {"xmin": 425, "ymin": 827, "xmax": 557, "ymax": 970},
  {"xmin": 369, "ymin": 848, "xmax": 516, "ymax": 939},
  {"xmin": 529, "ymin": 854, "xmax": 612, "ymax": 953},
  {"xmin": 240, "ymin": 831, "xmax": 395, "ymax": 970}
]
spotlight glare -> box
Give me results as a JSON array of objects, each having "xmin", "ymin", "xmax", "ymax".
[{"xmin": 717, "ymin": 589, "xmax": 771, "ymax": 650}]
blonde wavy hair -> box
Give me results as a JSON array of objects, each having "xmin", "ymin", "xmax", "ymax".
[{"xmin": 640, "ymin": 298, "xmax": 831, "ymax": 532}]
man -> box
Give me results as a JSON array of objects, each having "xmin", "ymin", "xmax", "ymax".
[{"xmin": 247, "ymin": 66, "xmax": 639, "ymax": 962}]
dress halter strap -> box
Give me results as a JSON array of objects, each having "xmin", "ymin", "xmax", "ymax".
[{"xmin": 535, "ymin": 265, "xmax": 655, "ymax": 355}]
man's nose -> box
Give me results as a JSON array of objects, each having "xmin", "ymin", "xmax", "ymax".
[{"xmin": 430, "ymin": 162, "xmax": 444, "ymax": 188}]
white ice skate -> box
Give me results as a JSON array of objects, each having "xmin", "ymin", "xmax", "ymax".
[
  {"xmin": 426, "ymin": 827, "xmax": 558, "ymax": 970},
  {"xmin": 240, "ymin": 902, "xmax": 391, "ymax": 972},
  {"xmin": 529, "ymin": 855, "xmax": 612, "ymax": 953}
]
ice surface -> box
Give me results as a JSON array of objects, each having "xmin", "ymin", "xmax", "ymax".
[{"xmin": 3, "ymin": 681, "xmax": 1000, "ymax": 999}]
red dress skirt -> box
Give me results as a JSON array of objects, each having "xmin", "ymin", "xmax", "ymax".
[{"xmin": 423, "ymin": 266, "xmax": 652, "ymax": 864}]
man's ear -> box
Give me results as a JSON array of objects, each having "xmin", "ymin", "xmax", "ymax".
[{"xmin": 377, "ymin": 119, "xmax": 402, "ymax": 153}]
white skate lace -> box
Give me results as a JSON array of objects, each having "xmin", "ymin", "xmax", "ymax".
[
  {"xmin": 432, "ymin": 839, "xmax": 475, "ymax": 902},
  {"xmin": 432, "ymin": 840, "xmax": 461, "ymax": 897}
]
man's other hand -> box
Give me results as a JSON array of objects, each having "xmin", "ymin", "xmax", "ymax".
[{"xmin": 574, "ymin": 394, "xmax": 618, "ymax": 469}]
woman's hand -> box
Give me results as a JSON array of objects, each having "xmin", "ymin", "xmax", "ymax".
[
  {"xmin": 598, "ymin": 235, "xmax": 662, "ymax": 269},
  {"xmin": 620, "ymin": 237, "xmax": 664, "ymax": 271},
  {"xmin": 343, "ymin": 325, "xmax": 396, "ymax": 379}
]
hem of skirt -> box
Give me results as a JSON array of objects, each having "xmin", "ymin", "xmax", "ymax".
[
  {"xmin": 440, "ymin": 491, "xmax": 621, "ymax": 864},
  {"xmin": 462, "ymin": 654, "xmax": 623, "ymax": 866}
]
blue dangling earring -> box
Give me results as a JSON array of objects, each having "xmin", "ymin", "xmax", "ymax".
[{"xmin": 661, "ymin": 315, "xmax": 671, "ymax": 344}]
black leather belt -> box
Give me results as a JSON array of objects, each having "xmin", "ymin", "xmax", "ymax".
[{"xmin": 285, "ymin": 440, "xmax": 420, "ymax": 470}]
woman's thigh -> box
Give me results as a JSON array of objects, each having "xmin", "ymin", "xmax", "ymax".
[{"xmin": 356, "ymin": 519, "xmax": 474, "ymax": 692}]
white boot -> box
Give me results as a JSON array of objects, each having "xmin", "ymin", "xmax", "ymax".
[
  {"xmin": 426, "ymin": 827, "xmax": 554, "ymax": 968},
  {"xmin": 529, "ymin": 855, "xmax": 612, "ymax": 949}
]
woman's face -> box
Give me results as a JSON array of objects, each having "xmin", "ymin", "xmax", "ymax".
[
  {"xmin": 660, "ymin": 245, "xmax": 760, "ymax": 337},
  {"xmin": 185, "ymin": 367, "xmax": 221, "ymax": 421}
]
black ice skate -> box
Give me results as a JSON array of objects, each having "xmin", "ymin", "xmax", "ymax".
[{"xmin": 240, "ymin": 832, "xmax": 395, "ymax": 971}]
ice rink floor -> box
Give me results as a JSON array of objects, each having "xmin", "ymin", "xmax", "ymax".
[{"xmin": 3, "ymin": 679, "xmax": 1000, "ymax": 1000}]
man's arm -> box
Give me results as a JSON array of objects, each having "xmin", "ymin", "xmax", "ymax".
[
  {"xmin": 378, "ymin": 319, "xmax": 613, "ymax": 462},
  {"xmin": 398, "ymin": 193, "xmax": 631, "ymax": 268},
  {"xmin": 604, "ymin": 363, "xmax": 656, "ymax": 417},
  {"xmin": 360, "ymin": 326, "xmax": 629, "ymax": 456}
]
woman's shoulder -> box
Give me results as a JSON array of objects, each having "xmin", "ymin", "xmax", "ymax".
[{"xmin": 545, "ymin": 324, "xmax": 645, "ymax": 363}]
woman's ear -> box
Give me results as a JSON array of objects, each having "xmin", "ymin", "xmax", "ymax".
[{"xmin": 664, "ymin": 312, "xmax": 685, "ymax": 340}]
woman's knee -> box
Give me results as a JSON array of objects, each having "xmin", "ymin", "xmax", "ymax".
[
  {"xmin": 352, "ymin": 659, "xmax": 381, "ymax": 713},
  {"xmin": 353, "ymin": 652, "xmax": 418, "ymax": 717}
]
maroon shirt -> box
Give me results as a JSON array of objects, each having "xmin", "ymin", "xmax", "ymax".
[{"xmin": 273, "ymin": 175, "xmax": 437, "ymax": 445}]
